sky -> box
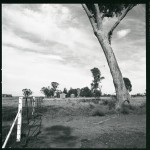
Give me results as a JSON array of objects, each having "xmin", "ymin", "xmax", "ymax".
[{"xmin": 2, "ymin": 4, "xmax": 146, "ymax": 96}]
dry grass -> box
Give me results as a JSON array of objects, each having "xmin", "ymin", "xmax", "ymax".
[
  {"xmin": 120, "ymin": 101, "xmax": 146, "ymax": 115},
  {"xmin": 2, "ymin": 96, "xmax": 146, "ymax": 148},
  {"xmin": 91, "ymin": 106, "xmax": 107, "ymax": 116}
]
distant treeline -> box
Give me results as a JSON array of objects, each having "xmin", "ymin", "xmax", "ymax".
[
  {"xmin": 131, "ymin": 94, "xmax": 146, "ymax": 97},
  {"xmin": 2, "ymin": 94, "xmax": 12, "ymax": 97},
  {"xmin": 102, "ymin": 93, "xmax": 146, "ymax": 97}
]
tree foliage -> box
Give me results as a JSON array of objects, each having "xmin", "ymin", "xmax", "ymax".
[
  {"xmin": 86, "ymin": 4, "xmax": 135, "ymax": 18},
  {"xmin": 123, "ymin": 77, "xmax": 132, "ymax": 92},
  {"xmin": 94, "ymin": 89, "xmax": 102, "ymax": 97},
  {"xmin": 84, "ymin": 4, "xmax": 136, "ymax": 43},
  {"xmin": 51, "ymin": 82, "xmax": 59, "ymax": 91},
  {"xmin": 63, "ymin": 88, "xmax": 68, "ymax": 95},
  {"xmin": 40, "ymin": 87, "xmax": 54, "ymax": 97},
  {"xmin": 80, "ymin": 87, "xmax": 93, "ymax": 97},
  {"xmin": 41, "ymin": 82, "xmax": 59, "ymax": 97},
  {"xmin": 22, "ymin": 89, "xmax": 33, "ymax": 98},
  {"xmin": 67, "ymin": 88, "xmax": 78, "ymax": 97},
  {"xmin": 91, "ymin": 67, "xmax": 104, "ymax": 94}
]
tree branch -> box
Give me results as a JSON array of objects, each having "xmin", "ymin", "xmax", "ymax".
[
  {"xmin": 94, "ymin": 4, "xmax": 103, "ymax": 30},
  {"xmin": 108, "ymin": 4, "xmax": 136, "ymax": 44},
  {"xmin": 82, "ymin": 4, "xmax": 98, "ymax": 35}
]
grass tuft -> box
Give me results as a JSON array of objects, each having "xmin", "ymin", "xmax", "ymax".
[
  {"xmin": 120, "ymin": 102, "xmax": 146, "ymax": 115},
  {"xmin": 91, "ymin": 105, "xmax": 108, "ymax": 116}
]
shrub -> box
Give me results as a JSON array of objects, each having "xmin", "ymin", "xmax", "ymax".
[
  {"xmin": 108, "ymin": 100, "xmax": 116, "ymax": 110},
  {"xmin": 91, "ymin": 106, "xmax": 107, "ymax": 116},
  {"xmin": 106, "ymin": 109, "xmax": 116, "ymax": 115},
  {"xmin": 128, "ymin": 104, "xmax": 137, "ymax": 110},
  {"xmin": 102, "ymin": 99, "xmax": 116, "ymax": 110},
  {"xmin": 102, "ymin": 99, "xmax": 109, "ymax": 105},
  {"xmin": 120, "ymin": 105, "xmax": 130, "ymax": 114},
  {"xmin": 136, "ymin": 102, "xmax": 146, "ymax": 114},
  {"xmin": 120, "ymin": 102, "xmax": 146, "ymax": 115},
  {"xmin": 91, "ymin": 109, "xmax": 105, "ymax": 116},
  {"xmin": 140, "ymin": 102, "xmax": 146, "ymax": 108},
  {"xmin": 89, "ymin": 103, "xmax": 95, "ymax": 109}
]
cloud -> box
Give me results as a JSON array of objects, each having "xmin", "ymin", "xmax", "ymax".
[
  {"xmin": 2, "ymin": 4, "xmax": 146, "ymax": 95},
  {"xmin": 117, "ymin": 29, "xmax": 131, "ymax": 39}
]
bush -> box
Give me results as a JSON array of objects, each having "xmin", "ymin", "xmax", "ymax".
[
  {"xmin": 128, "ymin": 104, "xmax": 136, "ymax": 110},
  {"xmin": 102, "ymin": 99, "xmax": 116, "ymax": 110},
  {"xmin": 140, "ymin": 102, "xmax": 146, "ymax": 108},
  {"xmin": 91, "ymin": 109, "xmax": 105, "ymax": 116},
  {"xmin": 89, "ymin": 103, "xmax": 95, "ymax": 109},
  {"xmin": 102, "ymin": 99, "xmax": 109, "ymax": 105},
  {"xmin": 106, "ymin": 109, "xmax": 116, "ymax": 115},
  {"xmin": 94, "ymin": 90, "xmax": 102, "ymax": 97},
  {"xmin": 120, "ymin": 106, "xmax": 130, "ymax": 114},
  {"xmin": 136, "ymin": 102, "xmax": 146, "ymax": 114},
  {"xmin": 108, "ymin": 100, "xmax": 116, "ymax": 110},
  {"xmin": 120, "ymin": 102, "xmax": 146, "ymax": 115},
  {"xmin": 91, "ymin": 106, "xmax": 107, "ymax": 116}
]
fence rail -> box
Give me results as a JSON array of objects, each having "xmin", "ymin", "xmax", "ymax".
[{"xmin": 2, "ymin": 109, "xmax": 20, "ymax": 148}]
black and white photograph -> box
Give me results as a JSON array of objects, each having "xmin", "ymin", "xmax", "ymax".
[{"xmin": 2, "ymin": 3, "xmax": 146, "ymax": 148}]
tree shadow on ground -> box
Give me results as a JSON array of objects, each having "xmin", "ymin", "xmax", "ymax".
[{"xmin": 44, "ymin": 125, "xmax": 78, "ymax": 147}]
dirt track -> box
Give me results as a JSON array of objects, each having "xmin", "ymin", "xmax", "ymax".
[{"xmin": 25, "ymin": 113, "xmax": 146, "ymax": 148}]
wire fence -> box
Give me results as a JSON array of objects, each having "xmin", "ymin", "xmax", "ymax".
[{"xmin": 2, "ymin": 97, "xmax": 44, "ymax": 148}]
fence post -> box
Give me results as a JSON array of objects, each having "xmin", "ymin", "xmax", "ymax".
[
  {"xmin": 32, "ymin": 97, "xmax": 35, "ymax": 116},
  {"xmin": 16, "ymin": 97, "xmax": 23, "ymax": 142}
]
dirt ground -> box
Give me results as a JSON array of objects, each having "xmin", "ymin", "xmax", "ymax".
[
  {"xmin": 25, "ymin": 113, "xmax": 146, "ymax": 148},
  {"xmin": 2, "ymin": 97, "xmax": 146, "ymax": 148}
]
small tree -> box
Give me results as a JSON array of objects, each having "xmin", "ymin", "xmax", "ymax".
[
  {"xmin": 56, "ymin": 90, "xmax": 62, "ymax": 98},
  {"xmin": 123, "ymin": 77, "xmax": 132, "ymax": 104},
  {"xmin": 22, "ymin": 88, "xmax": 33, "ymax": 124},
  {"xmin": 51, "ymin": 82, "xmax": 59, "ymax": 97},
  {"xmin": 41, "ymin": 87, "xmax": 49, "ymax": 97},
  {"xmin": 41, "ymin": 87, "xmax": 52, "ymax": 97},
  {"xmin": 40, "ymin": 87, "xmax": 54, "ymax": 97},
  {"xmin": 63, "ymin": 88, "xmax": 68, "ymax": 96},
  {"xmin": 22, "ymin": 89, "xmax": 33, "ymax": 98},
  {"xmin": 67, "ymin": 88, "xmax": 77, "ymax": 97},
  {"xmin": 51, "ymin": 82, "xmax": 59, "ymax": 90},
  {"xmin": 123, "ymin": 77, "xmax": 132, "ymax": 92},
  {"xmin": 94, "ymin": 89, "xmax": 102, "ymax": 98},
  {"xmin": 80, "ymin": 87, "xmax": 93, "ymax": 97},
  {"xmin": 91, "ymin": 67, "xmax": 104, "ymax": 97}
]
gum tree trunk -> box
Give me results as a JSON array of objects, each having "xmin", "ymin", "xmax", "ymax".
[
  {"xmin": 81, "ymin": 4, "xmax": 135, "ymax": 110},
  {"xmin": 95, "ymin": 31, "xmax": 130, "ymax": 110}
]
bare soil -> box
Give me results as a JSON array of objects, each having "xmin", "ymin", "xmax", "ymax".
[
  {"xmin": 2, "ymin": 97, "xmax": 146, "ymax": 148},
  {"xmin": 25, "ymin": 113, "xmax": 146, "ymax": 148}
]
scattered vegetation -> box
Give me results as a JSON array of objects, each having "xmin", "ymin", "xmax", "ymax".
[
  {"xmin": 120, "ymin": 105, "xmax": 130, "ymax": 114},
  {"xmin": 91, "ymin": 106, "xmax": 107, "ymax": 116},
  {"xmin": 120, "ymin": 102, "xmax": 146, "ymax": 115},
  {"xmin": 102, "ymin": 97, "xmax": 116, "ymax": 110}
]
